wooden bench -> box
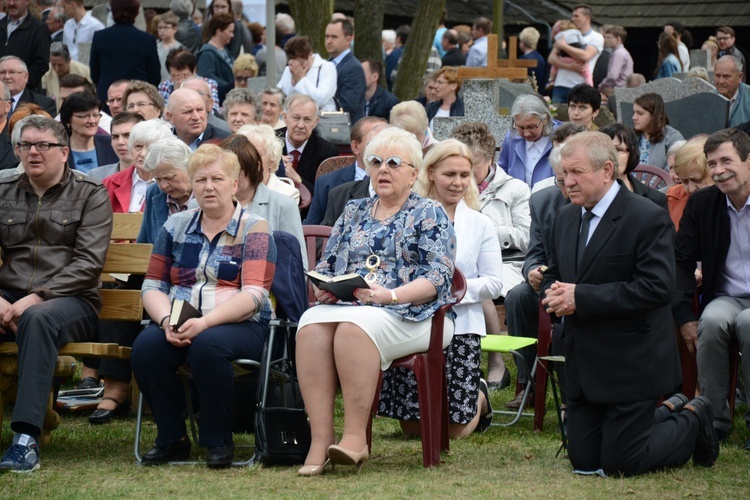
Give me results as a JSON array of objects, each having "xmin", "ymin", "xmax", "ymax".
[{"xmin": 0, "ymin": 213, "xmax": 152, "ymax": 445}]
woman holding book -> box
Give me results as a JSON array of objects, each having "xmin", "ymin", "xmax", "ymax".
[
  {"xmin": 295, "ymin": 127, "xmax": 457, "ymax": 475},
  {"xmin": 378, "ymin": 139, "xmax": 503, "ymax": 437},
  {"xmin": 131, "ymin": 144, "xmax": 276, "ymax": 468}
]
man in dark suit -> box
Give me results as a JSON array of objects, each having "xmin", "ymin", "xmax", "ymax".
[
  {"xmin": 45, "ymin": 6, "xmax": 66, "ymax": 43},
  {"xmin": 441, "ymin": 30, "xmax": 466, "ymax": 67},
  {"xmin": 542, "ymin": 131, "xmax": 718, "ymax": 476},
  {"xmin": 0, "ymin": 56, "xmax": 56, "ymax": 117},
  {"xmin": 279, "ymin": 93, "xmax": 338, "ymax": 193},
  {"xmin": 89, "ymin": 0, "xmax": 161, "ymax": 107},
  {"xmin": 321, "ymin": 177, "xmax": 370, "ymax": 227},
  {"xmin": 0, "ymin": 0, "xmax": 50, "ymax": 92},
  {"xmin": 165, "ymin": 88, "xmax": 229, "ymax": 150},
  {"xmin": 361, "ymin": 59, "xmax": 399, "ymax": 121},
  {"xmin": 304, "ymin": 116, "xmax": 384, "ymax": 225},
  {"xmin": 325, "ymin": 19, "xmax": 366, "ymax": 125},
  {"xmin": 674, "ymin": 128, "xmax": 750, "ymax": 449}
]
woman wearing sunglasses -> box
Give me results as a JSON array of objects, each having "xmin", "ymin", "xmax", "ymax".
[
  {"xmin": 295, "ymin": 127, "xmax": 456, "ymax": 475},
  {"xmin": 498, "ymin": 94, "xmax": 559, "ymax": 189}
]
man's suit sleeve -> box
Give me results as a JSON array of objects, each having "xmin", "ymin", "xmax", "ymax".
[
  {"xmin": 146, "ymin": 36, "xmax": 162, "ymax": 86},
  {"xmin": 522, "ymin": 191, "xmax": 548, "ymax": 280},
  {"xmin": 27, "ymin": 23, "xmax": 51, "ymax": 91},
  {"xmin": 304, "ymin": 176, "xmax": 329, "ymax": 225},
  {"xmin": 336, "ymin": 60, "xmax": 366, "ymax": 123},
  {"xmin": 673, "ymin": 194, "xmax": 701, "ymax": 326}
]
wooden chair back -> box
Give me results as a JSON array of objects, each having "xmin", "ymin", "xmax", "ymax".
[
  {"xmin": 99, "ymin": 213, "xmax": 152, "ymax": 322},
  {"xmin": 316, "ymin": 155, "xmax": 354, "ymax": 180},
  {"xmin": 302, "ymin": 225, "xmax": 332, "ymax": 307},
  {"xmin": 633, "ymin": 164, "xmax": 673, "ymax": 190}
]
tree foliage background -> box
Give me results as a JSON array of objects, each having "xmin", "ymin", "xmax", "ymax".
[{"xmin": 289, "ymin": 0, "xmax": 333, "ymax": 56}]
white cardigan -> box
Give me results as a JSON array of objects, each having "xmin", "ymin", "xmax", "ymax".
[
  {"xmin": 453, "ymin": 200, "xmax": 504, "ymax": 336},
  {"xmin": 277, "ymin": 53, "xmax": 337, "ymax": 112}
]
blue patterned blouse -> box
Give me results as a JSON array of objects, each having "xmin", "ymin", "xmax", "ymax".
[{"xmin": 316, "ymin": 192, "xmax": 456, "ymax": 322}]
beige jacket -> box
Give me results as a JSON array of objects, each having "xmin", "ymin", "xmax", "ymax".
[{"xmin": 41, "ymin": 61, "xmax": 92, "ymax": 111}]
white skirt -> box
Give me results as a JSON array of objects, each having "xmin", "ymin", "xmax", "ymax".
[{"xmin": 297, "ymin": 305, "xmax": 454, "ymax": 370}]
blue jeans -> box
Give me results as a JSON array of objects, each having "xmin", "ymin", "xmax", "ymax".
[{"xmin": 551, "ymin": 86, "xmax": 571, "ymax": 104}]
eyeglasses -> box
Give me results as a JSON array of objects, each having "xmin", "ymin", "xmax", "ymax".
[
  {"xmin": 235, "ymin": 76, "xmax": 250, "ymax": 83},
  {"xmin": 16, "ymin": 141, "xmax": 66, "ymax": 152},
  {"xmin": 0, "ymin": 70, "xmax": 24, "ymax": 77},
  {"xmin": 554, "ymin": 178, "xmax": 565, "ymax": 187},
  {"xmin": 716, "ymin": 36, "xmax": 732, "ymax": 42},
  {"xmin": 72, "ymin": 112, "xmax": 101, "ymax": 121},
  {"xmin": 435, "ymin": 79, "xmax": 451, "ymax": 85},
  {"xmin": 512, "ymin": 117, "xmax": 545, "ymax": 133},
  {"xmin": 126, "ymin": 101, "xmax": 156, "ymax": 110},
  {"xmin": 366, "ymin": 154, "xmax": 414, "ymax": 170}
]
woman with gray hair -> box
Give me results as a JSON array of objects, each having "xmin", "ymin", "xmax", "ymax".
[
  {"xmin": 498, "ymin": 94, "xmax": 558, "ymax": 189},
  {"xmin": 84, "ymin": 119, "xmax": 175, "ymax": 424},
  {"xmin": 223, "ymin": 88, "xmax": 261, "ymax": 134},
  {"xmin": 137, "ymin": 137, "xmax": 193, "ymax": 244},
  {"xmin": 236, "ymin": 123, "xmax": 300, "ymax": 204},
  {"xmin": 42, "ymin": 42, "xmax": 92, "ymax": 112}
]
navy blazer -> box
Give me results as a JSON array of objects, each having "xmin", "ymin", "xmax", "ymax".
[
  {"xmin": 90, "ymin": 24, "xmax": 161, "ymax": 106},
  {"xmin": 334, "ymin": 52, "xmax": 366, "ymax": 125},
  {"xmin": 542, "ymin": 183, "xmax": 680, "ymax": 403},
  {"xmin": 426, "ymin": 97, "xmax": 465, "ymax": 121},
  {"xmin": 67, "ymin": 134, "xmax": 119, "ymax": 172},
  {"xmin": 304, "ymin": 163, "xmax": 357, "ymax": 225},
  {"xmin": 367, "ymin": 86, "xmax": 399, "ymax": 120},
  {"xmin": 137, "ymin": 182, "xmax": 169, "ymax": 244}
]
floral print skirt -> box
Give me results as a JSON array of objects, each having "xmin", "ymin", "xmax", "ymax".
[{"xmin": 377, "ymin": 334, "xmax": 481, "ymax": 424}]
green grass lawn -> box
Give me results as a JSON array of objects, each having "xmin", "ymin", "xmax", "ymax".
[{"xmin": 2, "ymin": 361, "xmax": 750, "ymax": 498}]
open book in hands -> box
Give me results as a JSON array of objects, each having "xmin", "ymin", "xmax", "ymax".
[
  {"xmin": 306, "ymin": 271, "xmax": 370, "ymax": 302},
  {"xmin": 169, "ymin": 299, "xmax": 202, "ymax": 329}
]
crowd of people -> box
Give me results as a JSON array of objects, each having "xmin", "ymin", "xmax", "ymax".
[{"xmin": 0, "ymin": 0, "xmax": 747, "ymax": 482}]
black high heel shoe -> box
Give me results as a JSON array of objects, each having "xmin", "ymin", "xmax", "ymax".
[{"xmin": 89, "ymin": 397, "xmax": 130, "ymax": 424}]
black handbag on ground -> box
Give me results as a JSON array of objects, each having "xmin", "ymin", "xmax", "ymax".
[{"xmin": 253, "ymin": 348, "xmax": 311, "ymax": 465}]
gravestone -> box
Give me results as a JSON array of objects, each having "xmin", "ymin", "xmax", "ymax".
[
  {"xmin": 497, "ymin": 80, "xmax": 535, "ymax": 113},
  {"xmin": 615, "ymin": 77, "xmax": 729, "ymax": 139},
  {"xmin": 690, "ymin": 49, "xmax": 711, "ymax": 70},
  {"xmin": 432, "ymin": 79, "xmax": 512, "ymax": 144},
  {"xmin": 245, "ymin": 76, "xmax": 268, "ymax": 94}
]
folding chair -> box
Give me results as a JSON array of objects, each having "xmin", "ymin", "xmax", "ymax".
[
  {"xmin": 480, "ymin": 335, "xmax": 538, "ymax": 426},
  {"xmin": 133, "ymin": 230, "xmax": 308, "ymax": 466}
]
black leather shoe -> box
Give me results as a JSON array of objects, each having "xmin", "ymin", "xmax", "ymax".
[
  {"xmin": 685, "ymin": 396, "xmax": 720, "ymax": 467},
  {"xmin": 488, "ymin": 369, "xmax": 511, "ymax": 391},
  {"xmin": 76, "ymin": 377, "xmax": 101, "ymax": 390},
  {"xmin": 475, "ymin": 379, "xmax": 493, "ymax": 433},
  {"xmin": 661, "ymin": 393, "xmax": 689, "ymax": 413},
  {"xmin": 89, "ymin": 397, "xmax": 130, "ymax": 424},
  {"xmin": 142, "ymin": 437, "xmax": 191, "ymax": 465},
  {"xmin": 206, "ymin": 444, "xmax": 234, "ymax": 468},
  {"xmin": 505, "ymin": 390, "xmax": 534, "ymax": 410}
]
